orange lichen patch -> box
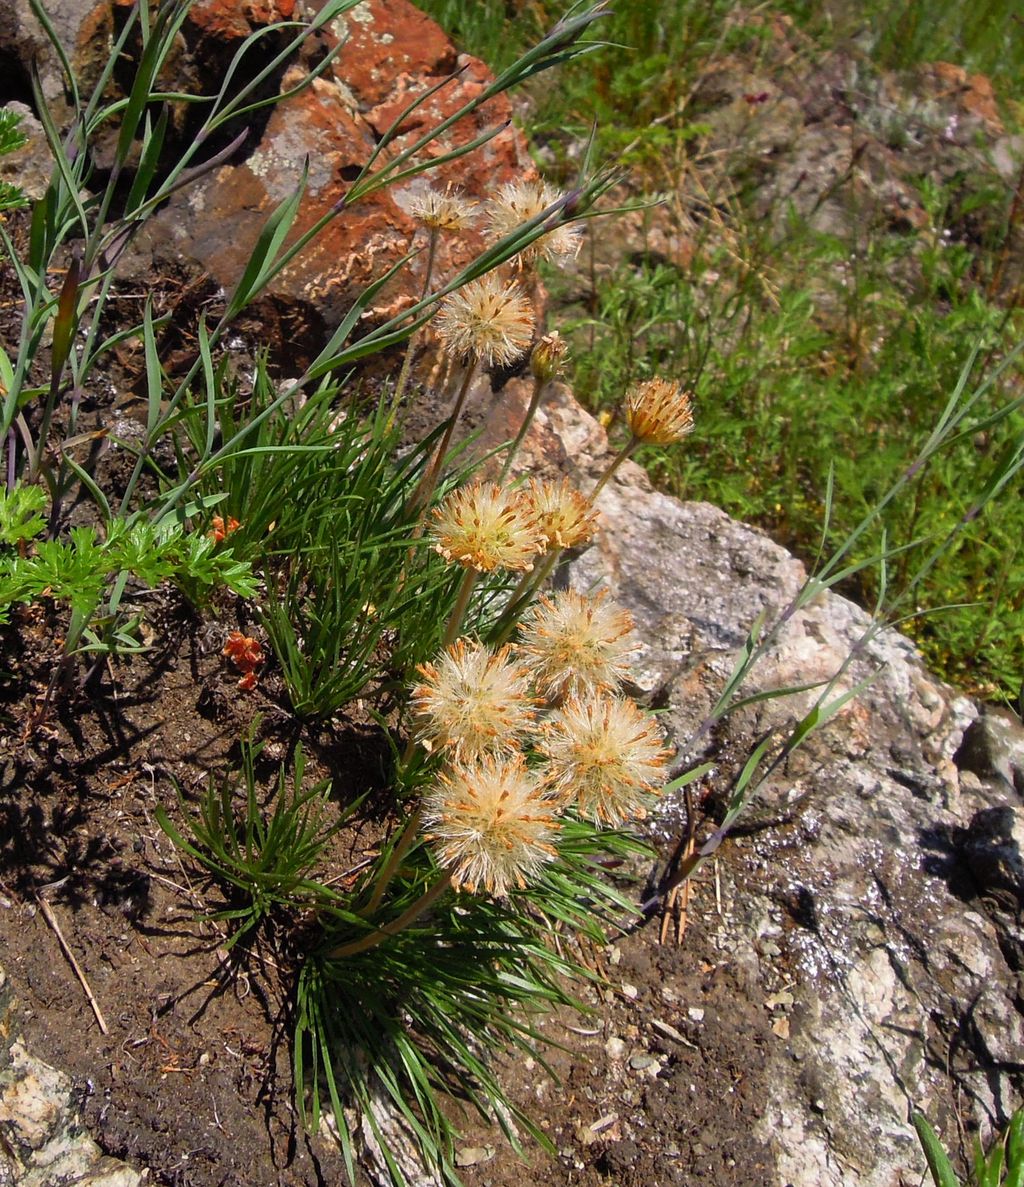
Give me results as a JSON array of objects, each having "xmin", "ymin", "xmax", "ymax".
[{"xmin": 223, "ymin": 631, "xmax": 264, "ymax": 690}]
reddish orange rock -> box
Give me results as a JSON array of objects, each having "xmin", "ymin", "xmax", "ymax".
[
  {"xmin": 329, "ymin": 0, "xmax": 458, "ymax": 107},
  {"xmin": 121, "ymin": 0, "xmax": 533, "ymax": 359}
]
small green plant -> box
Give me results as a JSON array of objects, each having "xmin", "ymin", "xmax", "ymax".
[
  {"xmin": 0, "ymin": 479, "xmax": 255, "ymax": 663},
  {"xmin": 914, "ymin": 1107, "xmax": 1024, "ymax": 1187},
  {"xmin": 0, "ymin": 108, "xmax": 28, "ymax": 213},
  {"xmin": 156, "ymin": 735, "xmax": 341, "ymax": 947}
]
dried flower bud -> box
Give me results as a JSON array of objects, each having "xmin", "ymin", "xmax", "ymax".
[
  {"xmin": 223, "ymin": 630, "xmax": 263, "ymax": 691},
  {"xmin": 623, "ymin": 379, "xmax": 695, "ymax": 445},
  {"xmin": 411, "ymin": 641, "xmax": 536, "ymax": 761},
  {"xmin": 423, "ymin": 754, "xmax": 559, "ymax": 896},
  {"xmin": 209, "ymin": 514, "xmax": 240, "ymax": 543},
  {"xmin": 435, "ymin": 274, "xmax": 535, "ymax": 367},
  {"xmin": 538, "ymin": 693, "xmax": 670, "ymax": 825},
  {"xmin": 432, "ymin": 481, "xmax": 545, "ymax": 573},
  {"xmin": 524, "ymin": 477, "xmax": 599, "ymax": 551},
  {"xmin": 530, "ymin": 331, "xmax": 567, "ymax": 383}
]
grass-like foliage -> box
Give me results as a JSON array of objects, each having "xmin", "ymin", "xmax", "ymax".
[
  {"xmin": 157, "ymin": 735, "xmax": 341, "ymax": 947},
  {"xmin": 914, "ymin": 1107, "xmax": 1024, "ymax": 1187},
  {"xmin": 175, "ymin": 364, "xmax": 466, "ymax": 717},
  {"xmin": 297, "ymin": 815, "xmax": 645, "ymax": 1185}
]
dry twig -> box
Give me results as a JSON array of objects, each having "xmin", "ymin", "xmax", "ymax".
[{"xmin": 37, "ymin": 895, "xmax": 109, "ymax": 1035}]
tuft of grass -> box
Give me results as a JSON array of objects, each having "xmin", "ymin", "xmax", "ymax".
[
  {"xmin": 914, "ymin": 1106, "xmax": 1024, "ymax": 1187},
  {"xmin": 156, "ymin": 734, "xmax": 342, "ymax": 948}
]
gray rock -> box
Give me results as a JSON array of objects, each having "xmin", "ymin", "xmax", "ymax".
[
  {"xmin": 0, "ymin": 104, "xmax": 52, "ymax": 202},
  {"xmin": 956, "ymin": 707, "xmax": 1024, "ymax": 796}
]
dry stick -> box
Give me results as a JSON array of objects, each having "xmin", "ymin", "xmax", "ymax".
[
  {"xmin": 37, "ymin": 896, "xmax": 109, "ymax": 1034},
  {"xmin": 329, "ymin": 871, "xmax": 452, "ymax": 960},
  {"xmin": 660, "ymin": 784, "xmax": 697, "ymax": 946}
]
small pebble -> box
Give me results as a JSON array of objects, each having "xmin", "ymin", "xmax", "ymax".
[
  {"xmin": 687, "ymin": 1007, "xmax": 705, "ymax": 1022},
  {"xmin": 455, "ymin": 1146, "xmax": 494, "ymax": 1167},
  {"xmin": 629, "ymin": 1053, "xmax": 658, "ymax": 1071},
  {"xmin": 605, "ymin": 1036, "xmax": 627, "ymax": 1060}
]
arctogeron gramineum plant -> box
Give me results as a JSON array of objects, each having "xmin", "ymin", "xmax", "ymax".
[
  {"xmin": 5, "ymin": 0, "xmax": 1018, "ymax": 1179},
  {"xmin": 0, "ymin": 0, "xmax": 700, "ymax": 1180}
]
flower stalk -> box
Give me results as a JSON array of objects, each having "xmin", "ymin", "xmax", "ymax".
[
  {"xmin": 329, "ymin": 871, "xmax": 452, "ymax": 959},
  {"xmin": 412, "ymin": 360, "xmax": 478, "ymax": 512},
  {"xmin": 362, "ymin": 805, "xmax": 423, "ymax": 916},
  {"xmin": 442, "ymin": 566, "xmax": 478, "ymax": 648}
]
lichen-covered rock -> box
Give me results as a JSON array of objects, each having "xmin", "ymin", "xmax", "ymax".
[{"xmin": 0, "ymin": 0, "xmax": 534, "ymax": 362}]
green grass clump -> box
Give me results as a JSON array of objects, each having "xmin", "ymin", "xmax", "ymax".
[{"xmin": 560, "ymin": 225, "xmax": 1023, "ymax": 695}]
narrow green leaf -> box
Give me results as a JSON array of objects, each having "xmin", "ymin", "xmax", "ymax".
[
  {"xmin": 913, "ymin": 1115, "xmax": 962, "ymax": 1187},
  {"xmin": 225, "ymin": 163, "xmax": 309, "ymax": 319}
]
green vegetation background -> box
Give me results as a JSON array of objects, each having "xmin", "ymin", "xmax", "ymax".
[{"xmin": 417, "ymin": 0, "xmax": 1024, "ymax": 701}]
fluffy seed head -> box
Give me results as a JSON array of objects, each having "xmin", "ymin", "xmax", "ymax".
[
  {"xmin": 435, "ymin": 274, "xmax": 535, "ymax": 367},
  {"xmin": 487, "ymin": 179, "xmax": 583, "ymax": 263},
  {"xmin": 517, "ymin": 589, "xmax": 636, "ymax": 701},
  {"xmin": 423, "ymin": 754, "xmax": 560, "ymax": 896},
  {"xmin": 402, "ymin": 185, "xmax": 478, "ymax": 232},
  {"xmin": 524, "ymin": 478, "xmax": 600, "ymax": 552},
  {"xmin": 411, "ymin": 641, "xmax": 536, "ymax": 760},
  {"xmin": 432, "ymin": 482, "xmax": 546, "ymax": 573},
  {"xmin": 539, "ymin": 694, "xmax": 670, "ymax": 825},
  {"xmin": 624, "ymin": 379, "xmax": 695, "ymax": 445}
]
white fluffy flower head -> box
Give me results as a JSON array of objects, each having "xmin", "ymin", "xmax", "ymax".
[
  {"xmin": 423, "ymin": 755, "xmax": 559, "ymax": 896},
  {"xmin": 411, "ymin": 641, "xmax": 536, "ymax": 761},
  {"xmin": 539, "ymin": 693, "xmax": 670, "ymax": 825},
  {"xmin": 435, "ymin": 274, "xmax": 535, "ymax": 367},
  {"xmin": 517, "ymin": 588, "xmax": 636, "ymax": 701}
]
